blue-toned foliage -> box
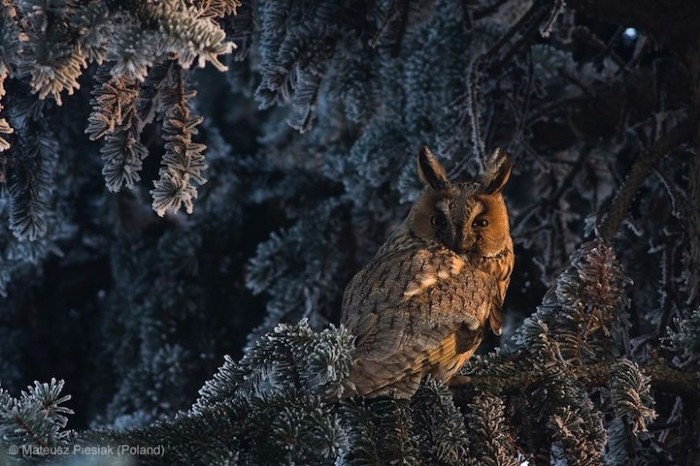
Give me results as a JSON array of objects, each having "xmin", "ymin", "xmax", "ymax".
[{"xmin": 0, "ymin": 0, "xmax": 698, "ymax": 464}]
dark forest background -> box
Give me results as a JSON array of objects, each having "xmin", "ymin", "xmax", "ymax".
[{"xmin": 1, "ymin": 0, "xmax": 699, "ymax": 464}]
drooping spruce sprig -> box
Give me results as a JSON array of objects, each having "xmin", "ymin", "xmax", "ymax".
[
  {"xmin": 0, "ymin": 69, "xmax": 12, "ymax": 167},
  {"xmin": 608, "ymin": 359, "xmax": 656, "ymax": 434},
  {"xmin": 0, "ymin": 4, "xmax": 18, "ymax": 158},
  {"xmin": 150, "ymin": 65, "xmax": 208, "ymax": 217},
  {"xmin": 0, "ymin": 0, "xmax": 239, "ymax": 219},
  {"xmin": 87, "ymin": 68, "xmax": 148, "ymax": 192}
]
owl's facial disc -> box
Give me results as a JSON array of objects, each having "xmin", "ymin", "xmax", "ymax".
[
  {"xmin": 451, "ymin": 188, "xmax": 483, "ymax": 254},
  {"xmin": 431, "ymin": 198, "xmax": 455, "ymax": 248},
  {"xmin": 454, "ymin": 212, "xmax": 482, "ymax": 255}
]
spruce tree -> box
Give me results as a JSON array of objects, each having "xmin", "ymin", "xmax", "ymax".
[{"xmin": 1, "ymin": 0, "xmax": 699, "ymax": 464}]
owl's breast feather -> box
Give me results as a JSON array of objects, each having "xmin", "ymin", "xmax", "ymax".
[{"xmin": 401, "ymin": 249, "xmax": 466, "ymax": 298}]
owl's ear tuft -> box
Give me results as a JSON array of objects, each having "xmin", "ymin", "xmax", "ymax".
[
  {"xmin": 417, "ymin": 146, "xmax": 449, "ymax": 190},
  {"xmin": 482, "ymin": 149, "xmax": 512, "ymax": 195}
]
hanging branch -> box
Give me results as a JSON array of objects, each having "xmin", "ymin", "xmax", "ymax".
[
  {"xmin": 0, "ymin": 69, "xmax": 11, "ymax": 159},
  {"xmin": 481, "ymin": 1, "xmax": 551, "ymax": 76},
  {"xmin": 0, "ymin": 4, "xmax": 19, "ymax": 158},
  {"xmin": 368, "ymin": 0, "xmax": 408, "ymax": 57},
  {"xmin": 599, "ymin": 120, "xmax": 694, "ymax": 242},
  {"xmin": 150, "ymin": 65, "xmax": 208, "ymax": 217}
]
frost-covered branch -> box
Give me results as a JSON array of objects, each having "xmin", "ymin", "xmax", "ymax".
[{"xmin": 600, "ymin": 120, "xmax": 694, "ymax": 242}]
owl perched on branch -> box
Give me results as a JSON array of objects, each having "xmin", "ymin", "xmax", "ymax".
[{"xmin": 341, "ymin": 147, "xmax": 514, "ymax": 398}]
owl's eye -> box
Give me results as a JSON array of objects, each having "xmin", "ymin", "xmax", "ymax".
[
  {"xmin": 431, "ymin": 215, "xmax": 446, "ymax": 226},
  {"xmin": 473, "ymin": 217, "xmax": 489, "ymax": 228}
]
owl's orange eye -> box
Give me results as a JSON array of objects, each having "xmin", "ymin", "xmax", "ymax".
[
  {"xmin": 431, "ymin": 215, "xmax": 446, "ymax": 226},
  {"xmin": 473, "ymin": 217, "xmax": 489, "ymax": 228}
]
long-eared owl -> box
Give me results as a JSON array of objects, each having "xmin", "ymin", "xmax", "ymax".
[{"xmin": 341, "ymin": 147, "xmax": 514, "ymax": 398}]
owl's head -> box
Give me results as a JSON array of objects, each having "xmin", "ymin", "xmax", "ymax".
[{"xmin": 408, "ymin": 146, "xmax": 512, "ymax": 258}]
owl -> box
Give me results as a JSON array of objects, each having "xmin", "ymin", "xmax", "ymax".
[{"xmin": 341, "ymin": 146, "xmax": 513, "ymax": 398}]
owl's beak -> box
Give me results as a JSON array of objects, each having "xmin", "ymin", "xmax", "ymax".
[{"xmin": 454, "ymin": 230, "xmax": 476, "ymax": 254}]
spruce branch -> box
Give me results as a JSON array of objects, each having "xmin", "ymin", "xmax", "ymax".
[
  {"xmin": 466, "ymin": 0, "xmax": 568, "ymax": 161},
  {"xmin": 0, "ymin": 69, "xmax": 11, "ymax": 157},
  {"xmin": 410, "ymin": 379, "xmax": 470, "ymax": 465},
  {"xmin": 0, "ymin": 3, "xmax": 21, "ymax": 78},
  {"xmin": 255, "ymin": 22, "xmax": 338, "ymax": 131},
  {"xmin": 0, "ymin": 378, "xmax": 74, "ymax": 448},
  {"xmin": 600, "ymin": 120, "xmax": 694, "ymax": 242},
  {"xmin": 340, "ymin": 397, "xmax": 420, "ymax": 465},
  {"xmin": 16, "ymin": 0, "xmax": 88, "ymax": 105},
  {"xmin": 539, "ymin": 0, "xmax": 567, "ymax": 38},
  {"xmin": 466, "ymin": 56, "xmax": 485, "ymax": 161},
  {"xmin": 0, "ymin": 0, "xmax": 236, "ymax": 109},
  {"xmin": 608, "ymin": 359, "xmax": 656, "ymax": 434},
  {"xmin": 511, "ymin": 240, "xmax": 632, "ymax": 364},
  {"xmin": 150, "ymin": 0, "xmax": 235, "ymax": 71},
  {"xmin": 5, "ymin": 115, "xmax": 59, "ymax": 241},
  {"xmin": 664, "ymin": 308, "xmax": 700, "ymax": 366},
  {"xmin": 107, "ymin": 17, "xmax": 158, "ymax": 81},
  {"xmin": 451, "ymin": 355, "xmax": 700, "ymax": 397},
  {"xmin": 0, "ymin": 0, "xmax": 239, "ymax": 219},
  {"xmin": 0, "ymin": 4, "xmax": 19, "ymax": 155},
  {"xmin": 92, "ymin": 321, "xmax": 353, "ymax": 464},
  {"xmin": 687, "ymin": 57, "xmax": 700, "ymax": 305},
  {"xmin": 368, "ymin": 0, "xmax": 408, "ymax": 57},
  {"xmin": 467, "ymin": 392, "xmax": 520, "ymax": 466},
  {"xmin": 150, "ymin": 65, "xmax": 208, "ymax": 217},
  {"xmin": 86, "ymin": 73, "xmax": 142, "ymax": 141},
  {"xmin": 194, "ymin": 320, "xmax": 354, "ymax": 407},
  {"xmin": 481, "ymin": 1, "xmax": 552, "ymax": 76},
  {"xmin": 190, "ymin": 0, "xmax": 241, "ymax": 19},
  {"xmin": 100, "ymin": 129, "xmax": 149, "ymax": 192},
  {"xmin": 70, "ymin": 1, "xmax": 111, "ymax": 64},
  {"xmin": 87, "ymin": 68, "xmax": 151, "ymax": 192},
  {"xmin": 548, "ymin": 403, "xmax": 605, "ymax": 466}
]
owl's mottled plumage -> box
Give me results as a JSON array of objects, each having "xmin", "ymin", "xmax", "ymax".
[{"xmin": 341, "ymin": 147, "xmax": 514, "ymax": 398}]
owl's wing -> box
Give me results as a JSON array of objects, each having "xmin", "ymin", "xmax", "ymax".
[
  {"xmin": 481, "ymin": 250, "xmax": 513, "ymax": 336},
  {"xmin": 350, "ymin": 274, "xmax": 497, "ymax": 362},
  {"xmin": 342, "ymin": 247, "xmax": 499, "ymax": 366},
  {"xmin": 487, "ymin": 275, "xmax": 510, "ymax": 335}
]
